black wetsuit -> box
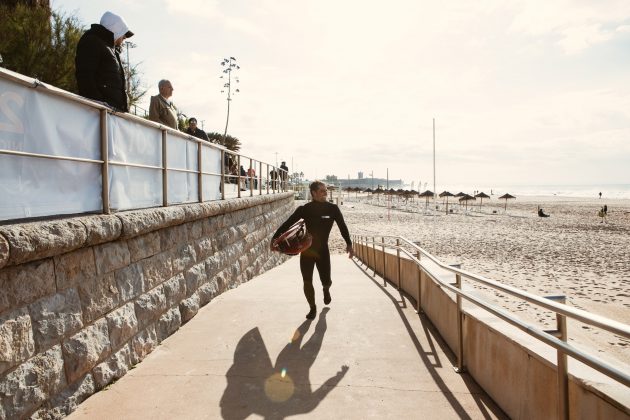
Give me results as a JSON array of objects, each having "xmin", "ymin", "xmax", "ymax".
[{"xmin": 273, "ymin": 201, "xmax": 352, "ymax": 308}]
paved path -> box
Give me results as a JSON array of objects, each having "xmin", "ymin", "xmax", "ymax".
[{"xmin": 68, "ymin": 256, "xmax": 507, "ymax": 419}]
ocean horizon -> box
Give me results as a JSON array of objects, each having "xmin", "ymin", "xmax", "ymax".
[{"xmin": 401, "ymin": 183, "xmax": 630, "ymax": 200}]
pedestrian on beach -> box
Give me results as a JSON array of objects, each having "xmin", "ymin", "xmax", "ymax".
[
  {"xmin": 75, "ymin": 11, "xmax": 134, "ymax": 112},
  {"xmin": 272, "ymin": 181, "xmax": 354, "ymax": 320},
  {"xmin": 598, "ymin": 207, "xmax": 607, "ymax": 223},
  {"xmin": 599, "ymin": 192, "xmax": 602, "ymax": 199},
  {"xmin": 148, "ymin": 79, "xmax": 178, "ymax": 129},
  {"xmin": 185, "ymin": 117, "xmax": 209, "ymax": 141}
]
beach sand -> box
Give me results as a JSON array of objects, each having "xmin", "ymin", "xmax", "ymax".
[{"xmin": 322, "ymin": 193, "xmax": 630, "ymax": 367}]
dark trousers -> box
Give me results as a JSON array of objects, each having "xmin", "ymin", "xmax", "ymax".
[{"xmin": 299, "ymin": 249, "xmax": 331, "ymax": 308}]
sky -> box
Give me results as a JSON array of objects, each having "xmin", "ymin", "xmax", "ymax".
[{"xmin": 52, "ymin": 0, "xmax": 630, "ymax": 188}]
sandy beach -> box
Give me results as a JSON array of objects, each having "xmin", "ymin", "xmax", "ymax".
[{"xmin": 321, "ymin": 193, "xmax": 630, "ymax": 367}]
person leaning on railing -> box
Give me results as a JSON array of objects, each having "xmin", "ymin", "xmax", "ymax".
[
  {"xmin": 185, "ymin": 117, "xmax": 209, "ymax": 141},
  {"xmin": 148, "ymin": 79, "xmax": 178, "ymax": 129},
  {"xmin": 75, "ymin": 11, "xmax": 134, "ymax": 112}
]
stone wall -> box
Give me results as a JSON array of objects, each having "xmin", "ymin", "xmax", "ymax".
[{"xmin": 0, "ymin": 192, "xmax": 294, "ymax": 419}]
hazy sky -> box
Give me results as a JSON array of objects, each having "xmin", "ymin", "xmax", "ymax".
[{"xmin": 53, "ymin": 0, "xmax": 630, "ymax": 187}]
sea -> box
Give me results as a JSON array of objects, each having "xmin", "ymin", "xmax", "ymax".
[{"xmin": 402, "ymin": 183, "xmax": 630, "ymax": 200}]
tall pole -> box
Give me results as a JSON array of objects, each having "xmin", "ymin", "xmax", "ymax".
[
  {"xmin": 433, "ymin": 118, "xmax": 436, "ymax": 212},
  {"xmin": 220, "ymin": 57, "xmax": 240, "ymax": 143}
]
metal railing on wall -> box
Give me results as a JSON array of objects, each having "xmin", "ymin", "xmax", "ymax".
[
  {"xmin": 0, "ymin": 67, "xmax": 289, "ymax": 222},
  {"xmin": 352, "ymin": 234, "xmax": 630, "ymax": 420}
]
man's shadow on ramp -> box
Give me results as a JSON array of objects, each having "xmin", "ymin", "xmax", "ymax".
[{"xmin": 220, "ymin": 307, "xmax": 348, "ymax": 420}]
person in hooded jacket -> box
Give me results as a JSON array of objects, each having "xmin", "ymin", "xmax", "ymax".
[{"xmin": 75, "ymin": 11, "xmax": 134, "ymax": 112}]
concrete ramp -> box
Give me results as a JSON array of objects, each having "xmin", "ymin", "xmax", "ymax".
[{"xmin": 68, "ymin": 256, "xmax": 506, "ymax": 419}]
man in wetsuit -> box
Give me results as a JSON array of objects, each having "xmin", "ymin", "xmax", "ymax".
[{"xmin": 272, "ymin": 181, "xmax": 354, "ymax": 319}]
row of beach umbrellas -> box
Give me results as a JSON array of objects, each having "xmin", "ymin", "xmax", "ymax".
[{"xmin": 340, "ymin": 187, "xmax": 517, "ymax": 211}]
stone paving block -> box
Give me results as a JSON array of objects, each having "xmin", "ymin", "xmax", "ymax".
[
  {"xmin": 141, "ymin": 252, "xmax": 173, "ymax": 290},
  {"xmin": 127, "ymin": 231, "xmax": 160, "ymax": 263},
  {"xmin": 130, "ymin": 325, "xmax": 157, "ymax": 365},
  {"xmin": 0, "ymin": 306, "xmax": 35, "ymax": 375},
  {"xmin": 134, "ymin": 285, "xmax": 167, "ymax": 328},
  {"xmin": 156, "ymin": 307, "xmax": 181, "ymax": 343},
  {"xmin": 78, "ymin": 273, "xmax": 120, "ymax": 324},
  {"xmin": 171, "ymin": 244, "xmax": 197, "ymax": 274},
  {"xmin": 0, "ymin": 345, "xmax": 66, "ymax": 420},
  {"xmin": 0, "ymin": 259, "xmax": 55, "ymax": 314},
  {"xmin": 92, "ymin": 343, "xmax": 132, "ymax": 390},
  {"xmin": 62, "ymin": 319, "xmax": 111, "ymax": 383},
  {"xmin": 54, "ymin": 248, "xmax": 97, "ymax": 290},
  {"xmin": 30, "ymin": 288, "xmax": 83, "ymax": 352},
  {"xmin": 106, "ymin": 302, "xmax": 138, "ymax": 349},
  {"xmin": 115, "ymin": 263, "xmax": 145, "ymax": 303},
  {"xmin": 94, "ymin": 241, "xmax": 131, "ymax": 275}
]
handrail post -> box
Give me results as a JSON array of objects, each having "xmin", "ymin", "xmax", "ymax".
[
  {"xmin": 396, "ymin": 238, "xmax": 401, "ymax": 291},
  {"xmin": 454, "ymin": 273, "xmax": 465, "ymax": 373},
  {"xmin": 416, "ymin": 250, "xmax": 422, "ymax": 313},
  {"xmin": 100, "ymin": 110, "xmax": 110, "ymax": 214},
  {"xmin": 249, "ymin": 158, "xmax": 253, "ymax": 197},
  {"xmin": 266, "ymin": 163, "xmax": 269, "ymax": 194},
  {"xmin": 381, "ymin": 237, "xmax": 386, "ymax": 282},
  {"xmin": 221, "ymin": 150, "xmax": 225, "ymax": 200},
  {"xmin": 372, "ymin": 237, "xmax": 377, "ymax": 278},
  {"xmin": 162, "ymin": 130, "xmax": 168, "ymax": 207},
  {"xmin": 259, "ymin": 161, "xmax": 262, "ymax": 195},
  {"xmin": 237, "ymin": 154, "xmax": 241, "ymax": 198},
  {"xmin": 546, "ymin": 295, "xmax": 569, "ymax": 420},
  {"xmin": 198, "ymin": 142, "xmax": 203, "ymax": 203}
]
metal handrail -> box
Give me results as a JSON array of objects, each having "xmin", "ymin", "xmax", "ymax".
[
  {"xmin": 0, "ymin": 67, "xmax": 291, "ymax": 222},
  {"xmin": 352, "ymin": 234, "xmax": 630, "ymax": 389}
]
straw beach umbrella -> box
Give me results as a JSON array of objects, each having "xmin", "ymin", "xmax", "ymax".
[
  {"xmin": 418, "ymin": 190, "xmax": 434, "ymax": 209},
  {"xmin": 475, "ymin": 192, "xmax": 490, "ymax": 210},
  {"xmin": 459, "ymin": 193, "xmax": 476, "ymax": 211},
  {"xmin": 499, "ymin": 193, "xmax": 516, "ymax": 210},
  {"xmin": 439, "ymin": 191, "xmax": 454, "ymax": 214}
]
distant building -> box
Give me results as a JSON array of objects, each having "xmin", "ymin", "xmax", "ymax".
[{"xmin": 358, "ymin": 171, "xmax": 363, "ymax": 179}]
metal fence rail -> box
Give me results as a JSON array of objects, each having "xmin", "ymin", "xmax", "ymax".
[
  {"xmin": 0, "ymin": 67, "xmax": 289, "ymax": 222},
  {"xmin": 352, "ymin": 234, "xmax": 630, "ymax": 419}
]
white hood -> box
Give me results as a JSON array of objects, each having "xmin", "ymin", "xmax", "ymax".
[{"xmin": 100, "ymin": 11, "xmax": 134, "ymax": 41}]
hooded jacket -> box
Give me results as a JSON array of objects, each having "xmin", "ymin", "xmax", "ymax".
[{"xmin": 75, "ymin": 23, "xmax": 129, "ymax": 111}]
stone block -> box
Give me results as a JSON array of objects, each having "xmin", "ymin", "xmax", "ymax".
[
  {"xmin": 187, "ymin": 220, "xmax": 203, "ymax": 240},
  {"xmin": 184, "ymin": 262, "xmax": 206, "ymax": 297},
  {"xmin": 159, "ymin": 224, "xmax": 188, "ymax": 251},
  {"xmin": 0, "ymin": 345, "xmax": 66, "ymax": 419},
  {"xmin": 171, "ymin": 244, "xmax": 196, "ymax": 274},
  {"xmin": 78, "ymin": 215, "xmax": 122, "ymax": 246},
  {"xmin": 179, "ymin": 294, "xmax": 200, "ymax": 324},
  {"xmin": 127, "ymin": 231, "xmax": 160, "ymax": 263},
  {"xmin": 106, "ymin": 302, "xmax": 138, "ymax": 349},
  {"xmin": 194, "ymin": 237, "xmax": 215, "ymax": 260},
  {"xmin": 0, "ymin": 307, "xmax": 35, "ymax": 375},
  {"xmin": 30, "ymin": 288, "xmax": 83, "ymax": 351},
  {"xmin": 205, "ymin": 254, "xmax": 226, "ymax": 276},
  {"xmin": 130, "ymin": 325, "xmax": 157, "ymax": 365},
  {"xmin": 78, "ymin": 273, "xmax": 120, "ymax": 324},
  {"xmin": 45, "ymin": 373, "xmax": 95, "ymax": 419},
  {"xmin": 156, "ymin": 307, "xmax": 181, "ymax": 343},
  {"xmin": 117, "ymin": 206, "xmax": 186, "ymax": 239},
  {"xmin": 54, "ymin": 248, "xmax": 97, "ymax": 290},
  {"xmin": 141, "ymin": 252, "xmax": 173, "ymax": 290},
  {"xmin": 62, "ymin": 319, "xmax": 110, "ymax": 383},
  {"xmin": 198, "ymin": 278, "xmax": 219, "ymax": 307},
  {"xmin": 134, "ymin": 285, "xmax": 167, "ymax": 327},
  {"xmin": 0, "ymin": 259, "xmax": 55, "ymax": 314},
  {"xmin": 115, "ymin": 263, "xmax": 145, "ymax": 303},
  {"xmin": 94, "ymin": 241, "xmax": 131, "ymax": 275},
  {"xmin": 92, "ymin": 343, "xmax": 132, "ymax": 389},
  {"xmin": 0, "ymin": 234, "xmax": 8, "ymax": 270},
  {"xmin": 201, "ymin": 216, "xmax": 220, "ymax": 236},
  {"xmin": 0, "ymin": 219, "xmax": 87, "ymax": 266},
  {"xmin": 163, "ymin": 274, "xmax": 186, "ymax": 307}
]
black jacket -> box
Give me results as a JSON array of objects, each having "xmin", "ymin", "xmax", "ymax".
[
  {"xmin": 186, "ymin": 127, "xmax": 209, "ymax": 141},
  {"xmin": 75, "ymin": 24, "xmax": 128, "ymax": 112}
]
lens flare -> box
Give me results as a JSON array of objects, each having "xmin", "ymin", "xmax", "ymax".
[
  {"xmin": 264, "ymin": 372, "xmax": 295, "ymax": 403},
  {"xmin": 281, "ymin": 368, "xmax": 287, "ymax": 378}
]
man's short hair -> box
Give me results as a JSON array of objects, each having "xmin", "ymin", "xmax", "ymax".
[
  {"xmin": 158, "ymin": 79, "xmax": 170, "ymax": 89},
  {"xmin": 310, "ymin": 181, "xmax": 325, "ymax": 193},
  {"xmin": 188, "ymin": 117, "xmax": 197, "ymax": 124}
]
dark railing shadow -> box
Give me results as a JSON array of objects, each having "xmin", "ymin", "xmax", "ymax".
[
  {"xmin": 352, "ymin": 257, "xmax": 508, "ymax": 420},
  {"xmin": 220, "ymin": 307, "xmax": 348, "ymax": 420}
]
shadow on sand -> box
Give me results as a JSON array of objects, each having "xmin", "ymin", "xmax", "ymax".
[{"xmin": 220, "ymin": 307, "xmax": 348, "ymax": 420}]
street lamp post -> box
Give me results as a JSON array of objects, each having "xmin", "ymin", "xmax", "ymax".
[{"xmin": 220, "ymin": 57, "xmax": 240, "ymax": 143}]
